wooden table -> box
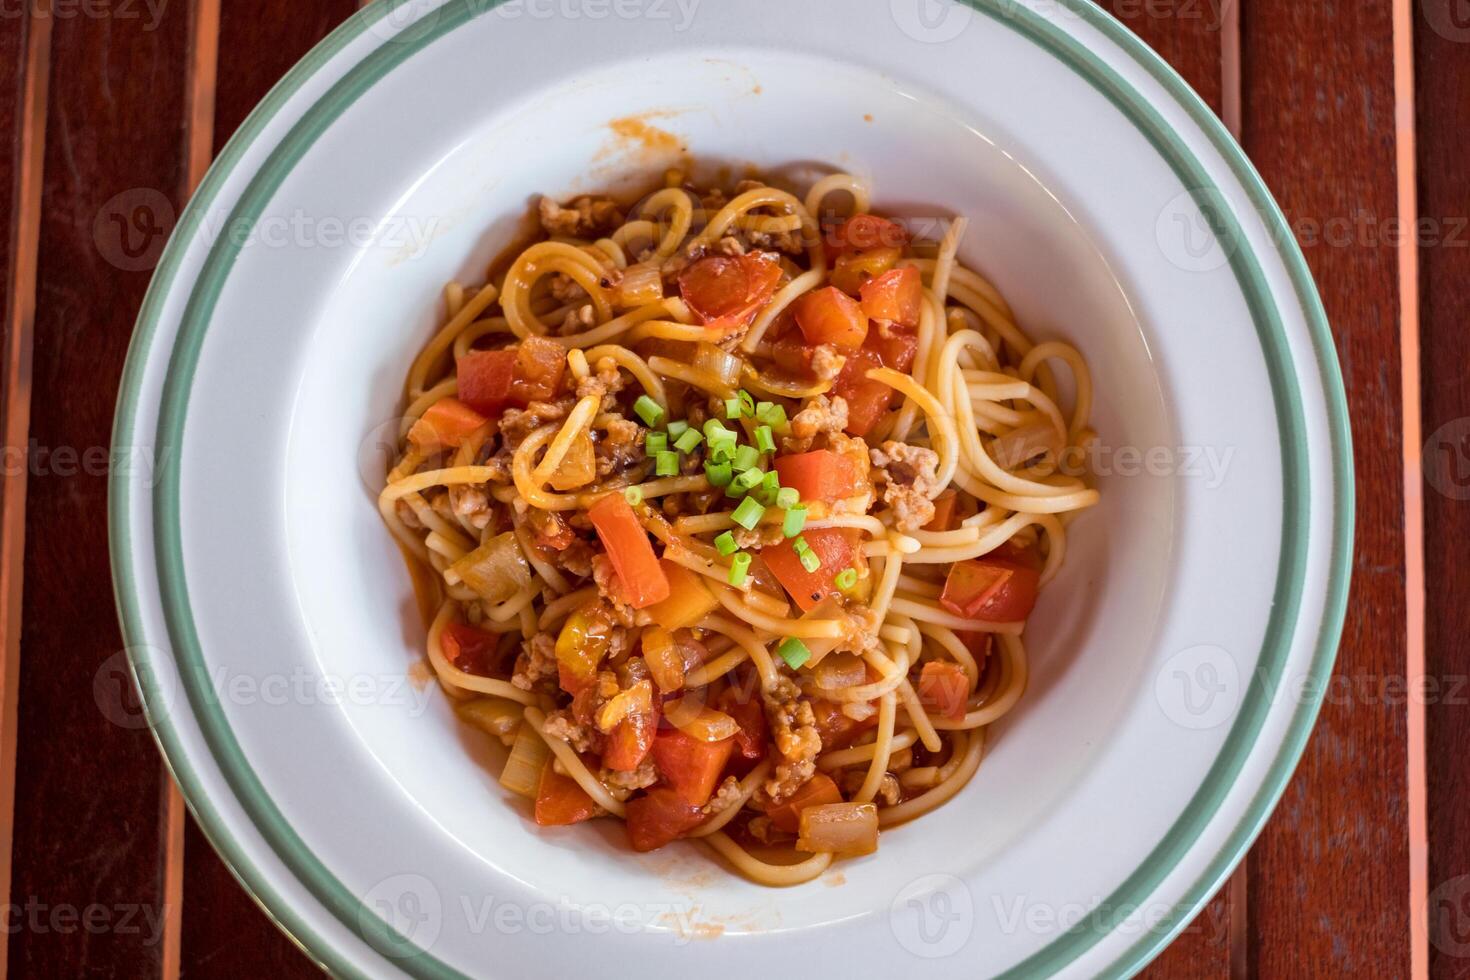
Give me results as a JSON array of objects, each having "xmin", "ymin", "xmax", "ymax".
[{"xmin": 0, "ymin": 1, "xmax": 1454, "ymax": 976}]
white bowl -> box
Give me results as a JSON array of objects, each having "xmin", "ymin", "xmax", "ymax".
[{"xmin": 110, "ymin": 1, "xmax": 1352, "ymax": 977}]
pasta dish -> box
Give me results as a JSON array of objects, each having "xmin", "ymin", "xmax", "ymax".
[{"xmin": 377, "ymin": 170, "xmax": 1099, "ymax": 885}]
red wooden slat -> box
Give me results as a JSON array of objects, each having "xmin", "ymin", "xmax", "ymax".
[
  {"xmin": 8, "ymin": 1, "xmax": 198, "ymax": 976},
  {"xmin": 1241, "ymin": 0, "xmax": 1411, "ymax": 975},
  {"xmin": 177, "ymin": 3, "xmax": 361, "ymax": 976},
  {"xmin": 1415, "ymin": 2, "xmax": 1470, "ymax": 978},
  {"xmin": 1093, "ymin": 3, "xmax": 1234, "ymax": 976}
]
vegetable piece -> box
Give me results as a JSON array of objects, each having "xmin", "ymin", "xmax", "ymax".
[
  {"xmin": 534, "ymin": 766, "xmax": 600, "ymax": 826},
  {"xmin": 798, "ymin": 549, "xmax": 821, "ymax": 574},
  {"xmin": 623, "ymin": 486, "xmax": 644, "ymax": 506},
  {"xmin": 603, "ymin": 693, "xmax": 659, "ymax": 772},
  {"xmin": 728, "ymin": 552, "xmax": 752, "ymax": 587},
  {"xmin": 499, "ymin": 723, "xmax": 550, "ymax": 799},
  {"xmin": 833, "ymin": 567, "xmax": 858, "ymax": 592},
  {"xmin": 655, "ymin": 450, "xmax": 679, "ymax": 477},
  {"xmin": 714, "ymin": 531, "xmax": 738, "ymax": 556},
  {"xmin": 777, "ymin": 636, "xmax": 812, "ymax": 669},
  {"xmin": 651, "ymin": 729, "xmax": 736, "ymax": 806},
  {"xmin": 625, "ymin": 787, "xmax": 706, "ymax": 852},
  {"xmin": 641, "ymin": 626, "xmax": 686, "ymax": 693},
  {"xmin": 755, "ymin": 425, "xmax": 776, "ymax": 454},
  {"xmin": 761, "ymin": 527, "xmax": 858, "ymax": 611},
  {"xmin": 924, "ymin": 489, "xmax": 959, "ymax": 531},
  {"xmin": 733, "ymin": 444, "xmax": 760, "ymax": 472},
  {"xmin": 939, "ymin": 545, "xmax": 1041, "ymax": 622},
  {"xmin": 587, "ymin": 493, "xmax": 670, "ymax": 608},
  {"xmin": 614, "ymin": 261, "xmax": 665, "ymax": 308},
  {"xmin": 858, "ymin": 266, "xmax": 923, "ymax": 326},
  {"xmin": 456, "ymin": 697, "xmax": 521, "ymax": 739},
  {"xmin": 677, "ymin": 252, "xmax": 783, "ymax": 334},
  {"xmin": 782, "ymin": 505, "xmax": 808, "ymax": 538},
  {"xmin": 642, "ymin": 561, "xmax": 719, "ymax": 632},
  {"xmin": 407, "ymin": 398, "xmax": 488, "ymax": 452},
  {"xmin": 664, "ymin": 698, "xmax": 741, "ymax": 742},
  {"xmin": 834, "ymin": 323, "xmax": 921, "ymax": 436},
  {"xmin": 756, "ymin": 401, "xmax": 788, "ymax": 428},
  {"xmin": 810, "ymin": 696, "xmax": 879, "ymax": 750},
  {"xmin": 554, "ymin": 609, "xmax": 612, "ymax": 689},
  {"xmin": 827, "ymin": 213, "xmax": 911, "ymax": 255},
  {"xmin": 796, "ymin": 802, "xmax": 879, "ymax": 856},
  {"xmin": 547, "ymin": 430, "xmax": 596, "ymax": 491},
  {"xmin": 449, "ymin": 532, "xmax": 531, "ymax": 604},
  {"xmin": 439, "ymin": 622, "xmax": 501, "ymax": 676},
  {"xmin": 634, "ymin": 394, "xmax": 664, "ymax": 427},
  {"xmin": 830, "ymin": 247, "xmax": 901, "ymax": 297},
  {"xmin": 793, "ymin": 285, "xmax": 869, "ymax": 349},
  {"xmin": 510, "ymin": 336, "xmax": 568, "ymax": 405},
  {"xmin": 731, "ymin": 467, "xmax": 765, "ymax": 494},
  {"xmin": 990, "ymin": 420, "xmax": 1064, "ymax": 471},
  {"xmin": 919, "ymin": 661, "xmax": 971, "ymax": 721},
  {"xmin": 774, "ymin": 449, "xmax": 858, "ymax": 504},
  {"xmin": 705, "ymin": 460, "xmax": 733, "ymax": 487},
  {"xmin": 668, "ymin": 420, "xmax": 691, "ymax": 439},
  {"xmin": 731, "ymin": 497, "xmax": 766, "ymax": 530},
  {"xmin": 646, "ymin": 431, "xmax": 668, "ymax": 454},
  {"xmin": 813, "ymin": 651, "xmax": 868, "ymax": 691},
  {"xmin": 455, "ymin": 350, "xmax": 518, "ymax": 417},
  {"xmin": 716, "ymin": 688, "xmax": 768, "ymax": 763},
  {"xmin": 766, "ymin": 773, "xmax": 843, "ymax": 833},
  {"xmin": 673, "ymin": 428, "xmax": 702, "ymax": 454},
  {"xmin": 775, "ymin": 486, "xmax": 799, "ymax": 509},
  {"xmin": 693, "ymin": 341, "xmax": 744, "ymax": 387}
]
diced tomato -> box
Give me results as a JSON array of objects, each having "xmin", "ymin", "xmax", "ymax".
[
  {"xmin": 534, "ymin": 768, "xmax": 599, "ymax": 826},
  {"xmin": 826, "ymin": 214, "xmax": 910, "ymax": 255},
  {"xmin": 561, "ymin": 662, "xmax": 597, "ymax": 699},
  {"xmin": 760, "ymin": 527, "xmax": 858, "ymax": 612},
  {"xmin": 859, "ymin": 266, "xmax": 923, "ymax": 326},
  {"xmin": 456, "ymin": 349, "xmax": 517, "ymax": 416},
  {"xmin": 407, "ymin": 398, "xmax": 487, "ymax": 452},
  {"xmin": 766, "ymin": 773, "xmax": 843, "ymax": 833},
  {"xmin": 642, "ymin": 560, "xmax": 720, "ymax": 631},
  {"xmin": 809, "ymin": 697, "xmax": 879, "ymax": 750},
  {"xmin": 678, "ymin": 252, "xmax": 782, "ymax": 335},
  {"xmin": 604, "ymin": 696, "xmax": 660, "ymax": 772},
  {"xmin": 956, "ymin": 631, "xmax": 993, "ymax": 663},
  {"xmin": 457, "ymin": 337, "xmax": 568, "ymax": 417},
  {"xmin": 625, "ymin": 786, "xmax": 706, "ymax": 852},
  {"xmin": 832, "ymin": 323, "xmax": 918, "ymax": 436},
  {"xmin": 864, "ymin": 321, "xmax": 919, "ymax": 372},
  {"xmin": 919, "ymin": 661, "xmax": 971, "ymax": 721},
  {"xmin": 716, "ymin": 687, "xmax": 767, "ymax": 764},
  {"xmin": 650, "ymin": 729, "xmax": 735, "ymax": 806},
  {"xmin": 794, "ymin": 286, "xmax": 868, "ymax": 349},
  {"xmin": 439, "ymin": 622, "xmax": 500, "ymax": 676},
  {"xmin": 587, "ymin": 494, "xmax": 670, "ymax": 609},
  {"xmin": 830, "ymin": 248, "xmax": 901, "ymax": 296},
  {"xmin": 925, "ymin": 489, "xmax": 958, "ymax": 532},
  {"xmin": 774, "ymin": 449, "xmax": 858, "ymax": 504},
  {"xmin": 939, "ymin": 546, "xmax": 1042, "ymax": 623},
  {"xmin": 569, "ymin": 676, "xmax": 602, "ymax": 722}
]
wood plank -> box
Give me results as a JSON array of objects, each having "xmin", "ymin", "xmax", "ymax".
[
  {"xmin": 1240, "ymin": 1, "xmax": 1411, "ymax": 976},
  {"xmin": 177, "ymin": 3, "xmax": 360, "ymax": 976},
  {"xmin": 1092, "ymin": 4, "xmax": 1235, "ymax": 976},
  {"xmin": 0, "ymin": 5, "xmax": 52, "ymax": 978},
  {"xmin": 1414, "ymin": 2, "xmax": 1470, "ymax": 977},
  {"xmin": 7, "ymin": 1, "xmax": 197, "ymax": 976}
]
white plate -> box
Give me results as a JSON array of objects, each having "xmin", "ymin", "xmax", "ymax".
[{"xmin": 110, "ymin": 1, "xmax": 1353, "ymax": 977}]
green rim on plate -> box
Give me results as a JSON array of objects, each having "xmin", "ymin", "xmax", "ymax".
[{"xmin": 109, "ymin": 1, "xmax": 1354, "ymax": 977}]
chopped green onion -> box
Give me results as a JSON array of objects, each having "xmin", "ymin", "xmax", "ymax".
[
  {"xmin": 776, "ymin": 487, "xmax": 799, "ymax": 509},
  {"xmin": 783, "ymin": 505, "xmax": 808, "ymax": 538},
  {"xmin": 655, "ymin": 450, "xmax": 679, "ymax": 477},
  {"xmin": 733, "ymin": 444, "xmax": 760, "ymax": 472},
  {"xmin": 834, "ymin": 567, "xmax": 858, "ymax": 591},
  {"xmin": 634, "ymin": 395, "xmax": 664, "ymax": 427},
  {"xmin": 777, "ymin": 637, "xmax": 812, "ymax": 670},
  {"xmin": 731, "ymin": 497, "xmax": 766, "ymax": 530},
  {"xmin": 624, "ymin": 486, "xmax": 644, "ymax": 506},
  {"xmin": 754, "ymin": 425, "xmax": 776, "ymax": 454},
  {"xmin": 703, "ymin": 418, "xmax": 729, "ymax": 440},
  {"xmin": 753, "ymin": 470, "xmax": 780, "ymax": 505},
  {"xmin": 668, "ymin": 420, "xmax": 690, "ymax": 439},
  {"xmin": 673, "ymin": 428, "xmax": 703, "ymax": 454},
  {"xmin": 756, "ymin": 401, "xmax": 788, "ymax": 428},
  {"xmin": 646, "ymin": 432, "xmax": 668, "ymax": 454},
  {"xmin": 799, "ymin": 549, "xmax": 821, "ymax": 573},
  {"xmin": 705, "ymin": 460, "xmax": 733, "ymax": 487},
  {"xmin": 728, "ymin": 551, "xmax": 752, "ymax": 586},
  {"xmin": 714, "ymin": 531, "xmax": 738, "ymax": 556},
  {"xmin": 732, "ymin": 467, "xmax": 765, "ymax": 493},
  {"xmin": 724, "ymin": 397, "xmax": 743, "ymax": 419},
  {"xmin": 709, "ymin": 434, "xmax": 737, "ymax": 461},
  {"xmin": 792, "ymin": 535, "xmax": 811, "ymax": 554},
  {"xmin": 738, "ymin": 389, "xmax": 756, "ymax": 417}
]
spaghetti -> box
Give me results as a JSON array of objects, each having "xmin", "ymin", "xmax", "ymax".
[{"xmin": 377, "ymin": 171, "xmax": 1099, "ymax": 885}]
